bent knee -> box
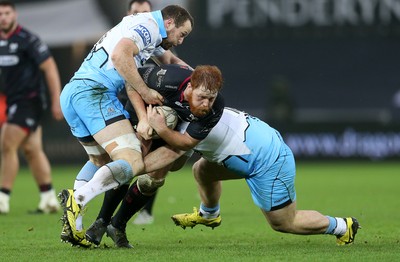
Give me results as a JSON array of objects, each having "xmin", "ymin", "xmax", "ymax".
[{"xmin": 137, "ymin": 174, "xmax": 165, "ymax": 195}]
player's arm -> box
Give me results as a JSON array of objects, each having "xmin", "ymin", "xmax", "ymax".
[
  {"xmin": 39, "ymin": 57, "xmax": 63, "ymax": 121},
  {"xmin": 128, "ymin": 87, "xmax": 153, "ymax": 140},
  {"xmin": 157, "ymin": 50, "xmax": 193, "ymax": 69},
  {"xmin": 112, "ymin": 38, "xmax": 163, "ymax": 105},
  {"xmin": 147, "ymin": 105, "xmax": 200, "ymax": 151},
  {"xmin": 142, "ymin": 145, "xmax": 186, "ymax": 173}
]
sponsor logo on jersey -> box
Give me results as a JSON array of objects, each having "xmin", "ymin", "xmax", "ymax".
[
  {"xmin": 0, "ymin": 40, "xmax": 7, "ymax": 46},
  {"xmin": 156, "ymin": 69, "xmax": 167, "ymax": 87},
  {"xmin": 0, "ymin": 55, "xmax": 19, "ymax": 66},
  {"xmin": 38, "ymin": 43, "xmax": 48, "ymax": 53},
  {"xmin": 26, "ymin": 118, "xmax": 35, "ymax": 127},
  {"xmin": 134, "ymin": 25, "xmax": 152, "ymax": 46},
  {"xmin": 9, "ymin": 43, "xmax": 18, "ymax": 53}
]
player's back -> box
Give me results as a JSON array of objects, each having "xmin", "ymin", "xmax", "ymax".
[
  {"xmin": 195, "ymin": 107, "xmax": 282, "ymax": 175},
  {"xmin": 72, "ymin": 12, "xmax": 162, "ymax": 93}
]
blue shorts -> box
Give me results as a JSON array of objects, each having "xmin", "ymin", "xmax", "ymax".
[
  {"xmin": 60, "ymin": 79, "xmax": 130, "ymax": 138},
  {"xmin": 245, "ymin": 143, "xmax": 296, "ymax": 211},
  {"xmin": 223, "ymin": 117, "xmax": 296, "ymax": 211}
]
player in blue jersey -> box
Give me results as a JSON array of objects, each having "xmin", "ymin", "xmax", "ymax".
[
  {"xmin": 0, "ymin": 1, "xmax": 63, "ymax": 214},
  {"xmin": 111, "ymin": 107, "xmax": 360, "ymax": 246},
  {"xmin": 83, "ymin": 64, "xmax": 224, "ymax": 247},
  {"xmin": 58, "ymin": 5, "xmax": 194, "ymax": 247}
]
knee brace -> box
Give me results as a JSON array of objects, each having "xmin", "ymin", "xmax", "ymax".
[
  {"xmin": 105, "ymin": 159, "xmax": 134, "ymax": 186},
  {"xmin": 137, "ymin": 174, "xmax": 165, "ymax": 195}
]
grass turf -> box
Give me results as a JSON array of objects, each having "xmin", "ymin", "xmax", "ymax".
[{"xmin": 0, "ymin": 161, "xmax": 399, "ymax": 261}]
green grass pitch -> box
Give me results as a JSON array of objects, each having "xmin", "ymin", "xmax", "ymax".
[{"xmin": 0, "ymin": 161, "xmax": 399, "ymax": 261}]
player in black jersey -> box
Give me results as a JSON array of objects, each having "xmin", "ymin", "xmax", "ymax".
[
  {"xmin": 85, "ymin": 64, "xmax": 224, "ymax": 247},
  {"xmin": 0, "ymin": 1, "xmax": 63, "ymax": 214}
]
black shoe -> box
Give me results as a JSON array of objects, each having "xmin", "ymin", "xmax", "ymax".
[
  {"xmin": 106, "ymin": 224, "xmax": 133, "ymax": 248},
  {"xmin": 86, "ymin": 218, "xmax": 108, "ymax": 246}
]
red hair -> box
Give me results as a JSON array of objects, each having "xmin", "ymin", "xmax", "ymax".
[{"xmin": 191, "ymin": 65, "xmax": 223, "ymax": 93}]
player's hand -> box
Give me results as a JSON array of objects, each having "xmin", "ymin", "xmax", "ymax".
[
  {"xmin": 141, "ymin": 89, "xmax": 164, "ymax": 106},
  {"xmin": 147, "ymin": 104, "xmax": 167, "ymax": 133},
  {"xmin": 136, "ymin": 119, "xmax": 153, "ymax": 141},
  {"xmin": 51, "ymin": 104, "xmax": 64, "ymax": 121}
]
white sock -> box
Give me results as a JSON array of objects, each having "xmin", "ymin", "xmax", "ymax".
[
  {"xmin": 74, "ymin": 166, "xmax": 119, "ymax": 206},
  {"xmin": 74, "ymin": 181, "xmax": 87, "ymax": 231},
  {"xmin": 333, "ymin": 217, "xmax": 347, "ymax": 236},
  {"xmin": 199, "ymin": 207, "xmax": 220, "ymax": 219}
]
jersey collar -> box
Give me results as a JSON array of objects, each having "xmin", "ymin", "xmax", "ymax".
[
  {"xmin": 151, "ymin": 10, "xmax": 167, "ymax": 38},
  {"xmin": 1, "ymin": 25, "xmax": 21, "ymax": 39}
]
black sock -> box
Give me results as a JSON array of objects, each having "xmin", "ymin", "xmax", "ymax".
[
  {"xmin": 39, "ymin": 184, "xmax": 52, "ymax": 192},
  {"xmin": 111, "ymin": 181, "xmax": 153, "ymax": 230},
  {"xmin": 0, "ymin": 188, "xmax": 11, "ymax": 195},
  {"xmin": 97, "ymin": 184, "xmax": 129, "ymax": 224},
  {"xmin": 142, "ymin": 190, "xmax": 158, "ymax": 215}
]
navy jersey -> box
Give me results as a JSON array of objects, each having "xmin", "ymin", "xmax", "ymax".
[
  {"xmin": 0, "ymin": 26, "xmax": 51, "ymax": 105},
  {"xmin": 129, "ymin": 64, "xmax": 224, "ymax": 140}
]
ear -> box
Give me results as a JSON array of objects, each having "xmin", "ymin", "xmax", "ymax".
[{"xmin": 165, "ymin": 18, "xmax": 175, "ymax": 30}]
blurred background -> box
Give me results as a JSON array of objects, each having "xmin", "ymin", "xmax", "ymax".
[{"xmin": 6, "ymin": 0, "xmax": 400, "ymax": 163}]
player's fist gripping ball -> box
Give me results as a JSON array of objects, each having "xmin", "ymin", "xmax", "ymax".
[{"xmin": 152, "ymin": 106, "xmax": 178, "ymax": 139}]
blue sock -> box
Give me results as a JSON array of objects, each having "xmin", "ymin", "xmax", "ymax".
[
  {"xmin": 325, "ymin": 216, "xmax": 337, "ymax": 234},
  {"xmin": 200, "ymin": 203, "xmax": 220, "ymax": 214},
  {"xmin": 76, "ymin": 161, "xmax": 99, "ymax": 182}
]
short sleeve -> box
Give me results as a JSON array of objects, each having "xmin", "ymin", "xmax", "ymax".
[
  {"xmin": 123, "ymin": 18, "xmax": 160, "ymax": 51},
  {"xmin": 26, "ymin": 35, "xmax": 51, "ymax": 65}
]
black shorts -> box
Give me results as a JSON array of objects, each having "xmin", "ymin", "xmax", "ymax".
[{"xmin": 6, "ymin": 98, "xmax": 44, "ymax": 132}]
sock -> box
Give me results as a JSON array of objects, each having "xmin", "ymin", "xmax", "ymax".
[
  {"xmin": 74, "ymin": 161, "xmax": 99, "ymax": 231},
  {"xmin": 325, "ymin": 216, "xmax": 347, "ymax": 235},
  {"xmin": 325, "ymin": 216, "xmax": 337, "ymax": 234},
  {"xmin": 74, "ymin": 161, "xmax": 99, "ymax": 190},
  {"xmin": 74, "ymin": 165, "xmax": 121, "ymax": 206},
  {"xmin": 111, "ymin": 181, "xmax": 153, "ymax": 230},
  {"xmin": 97, "ymin": 184, "xmax": 129, "ymax": 224},
  {"xmin": 0, "ymin": 188, "xmax": 11, "ymax": 195},
  {"xmin": 199, "ymin": 203, "xmax": 220, "ymax": 219},
  {"xmin": 333, "ymin": 217, "xmax": 347, "ymax": 236},
  {"xmin": 38, "ymin": 184, "xmax": 52, "ymax": 192},
  {"xmin": 142, "ymin": 190, "xmax": 158, "ymax": 215}
]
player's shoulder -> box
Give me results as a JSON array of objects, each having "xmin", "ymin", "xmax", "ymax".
[
  {"xmin": 14, "ymin": 26, "xmax": 41, "ymax": 44},
  {"xmin": 161, "ymin": 64, "xmax": 192, "ymax": 72},
  {"xmin": 124, "ymin": 13, "xmax": 158, "ymax": 30}
]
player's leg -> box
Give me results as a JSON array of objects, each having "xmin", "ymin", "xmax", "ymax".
[
  {"xmin": 59, "ymin": 81, "xmax": 141, "ymax": 246},
  {"xmin": 131, "ymin": 146, "xmax": 187, "ymax": 226},
  {"xmin": 260, "ymin": 144, "xmax": 360, "ymax": 245},
  {"xmin": 0, "ymin": 123, "xmax": 26, "ymax": 214},
  {"xmin": 132, "ymin": 192, "xmax": 156, "ymax": 225},
  {"xmin": 71, "ymin": 141, "xmax": 109, "ymax": 237},
  {"xmin": 263, "ymin": 200, "xmax": 360, "ymax": 245},
  {"xmin": 73, "ymin": 119, "xmax": 143, "ymax": 206},
  {"xmin": 107, "ymin": 166, "xmax": 170, "ymax": 248},
  {"xmin": 171, "ymin": 158, "xmax": 240, "ymax": 229},
  {"xmin": 21, "ymin": 126, "xmax": 59, "ymax": 213}
]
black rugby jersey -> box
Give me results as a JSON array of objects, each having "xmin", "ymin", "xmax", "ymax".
[
  {"xmin": 129, "ymin": 64, "xmax": 224, "ymax": 140},
  {"xmin": 0, "ymin": 25, "xmax": 51, "ymax": 105}
]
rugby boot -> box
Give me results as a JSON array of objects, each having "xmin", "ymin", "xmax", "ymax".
[
  {"xmin": 86, "ymin": 218, "xmax": 108, "ymax": 246},
  {"xmin": 336, "ymin": 217, "xmax": 361, "ymax": 245},
  {"xmin": 106, "ymin": 224, "xmax": 133, "ymax": 248},
  {"xmin": 171, "ymin": 207, "xmax": 221, "ymax": 229}
]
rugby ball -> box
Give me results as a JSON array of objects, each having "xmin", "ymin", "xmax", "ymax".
[{"xmin": 152, "ymin": 106, "xmax": 179, "ymax": 139}]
